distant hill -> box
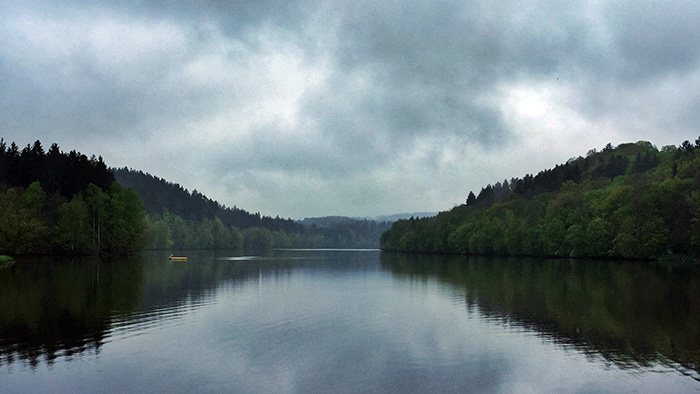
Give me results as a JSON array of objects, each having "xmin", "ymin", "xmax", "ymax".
[
  {"xmin": 298, "ymin": 216, "xmax": 392, "ymax": 249},
  {"xmin": 113, "ymin": 168, "xmax": 303, "ymax": 233},
  {"xmin": 381, "ymin": 139, "xmax": 700, "ymax": 260},
  {"xmin": 299, "ymin": 213, "xmax": 438, "ymax": 227},
  {"xmin": 113, "ymin": 169, "xmax": 394, "ymax": 249},
  {"xmin": 364, "ymin": 212, "xmax": 438, "ymax": 222},
  {"xmin": 298, "ymin": 216, "xmax": 360, "ymax": 227}
]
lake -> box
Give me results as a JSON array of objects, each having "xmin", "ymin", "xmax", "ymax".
[{"xmin": 1, "ymin": 250, "xmax": 699, "ymax": 393}]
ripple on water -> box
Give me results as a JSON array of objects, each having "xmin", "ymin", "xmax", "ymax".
[{"xmin": 105, "ymin": 297, "xmax": 215, "ymax": 342}]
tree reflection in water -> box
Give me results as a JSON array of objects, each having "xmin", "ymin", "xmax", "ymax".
[
  {"xmin": 0, "ymin": 256, "xmax": 144, "ymax": 368},
  {"xmin": 0, "ymin": 250, "xmax": 330, "ymax": 369},
  {"xmin": 1, "ymin": 250, "xmax": 699, "ymax": 382},
  {"xmin": 381, "ymin": 253, "xmax": 700, "ymax": 379}
]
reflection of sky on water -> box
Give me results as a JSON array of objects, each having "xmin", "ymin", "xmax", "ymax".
[
  {"xmin": 114, "ymin": 270, "xmax": 700, "ymax": 392},
  {"xmin": 140, "ymin": 272, "xmax": 698, "ymax": 392},
  {"xmin": 219, "ymin": 256, "xmax": 310, "ymax": 261},
  {"xmin": 2, "ymin": 251, "xmax": 699, "ymax": 393}
]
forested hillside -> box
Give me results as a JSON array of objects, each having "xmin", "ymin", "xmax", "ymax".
[
  {"xmin": 299, "ymin": 216, "xmax": 391, "ymax": 248},
  {"xmin": 0, "ymin": 140, "xmax": 145, "ymax": 255},
  {"xmin": 114, "ymin": 169, "xmax": 388, "ymax": 250},
  {"xmin": 0, "ymin": 140, "xmax": 390, "ymax": 254},
  {"xmin": 114, "ymin": 168, "xmax": 302, "ymax": 232},
  {"xmin": 381, "ymin": 139, "xmax": 700, "ymax": 260}
]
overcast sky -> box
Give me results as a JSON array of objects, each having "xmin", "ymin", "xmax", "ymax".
[{"xmin": 2, "ymin": 1, "xmax": 700, "ymax": 219}]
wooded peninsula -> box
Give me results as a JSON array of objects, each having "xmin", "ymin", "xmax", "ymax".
[{"xmin": 381, "ymin": 138, "xmax": 700, "ymax": 261}]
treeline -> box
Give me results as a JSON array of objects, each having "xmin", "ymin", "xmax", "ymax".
[
  {"xmin": 1, "ymin": 139, "xmax": 390, "ymax": 254},
  {"xmin": 146, "ymin": 210, "xmax": 302, "ymax": 252},
  {"xmin": 114, "ymin": 168, "xmax": 331, "ymax": 251},
  {"xmin": 0, "ymin": 141, "xmax": 309, "ymax": 254},
  {"xmin": 300, "ymin": 217, "xmax": 391, "ymax": 248},
  {"xmin": 117, "ymin": 169, "xmax": 391, "ymax": 250},
  {"xmin": 114, "ymin": 168, "xmax": 303, "ymax": 233},
  {"xmin": 144, "ymin": 212, "xmax": 390, "ymax": 251},
  {"xmin": 0, "ymin": 140, "xmax": 145, "ymax": 255},
  {"xmin": 0, "ymin": 140, "xmax": 114, "ymax": 198},
  {"xmin": 381, "ymin": 139, "xmax": 700, "ymax": 260}
]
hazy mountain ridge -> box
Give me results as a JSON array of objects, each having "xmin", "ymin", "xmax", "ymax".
[
  {"xmin": 363, "ymin": 212, "xmax": 439, "ymax": 222},
  {"xmin": 298, "ymin": 216, "xmax": 392, "ymax": 249},
  {"xmin": 298, "ymin": 216, "xmax": 361, "ymax": 227},
  {"xmin": 299, "ymin": 213, "xmax": 438, "ymax": 227},
  {"xmin": 114, "ymin": 168, "xmax": 396, "ymax": 249}
]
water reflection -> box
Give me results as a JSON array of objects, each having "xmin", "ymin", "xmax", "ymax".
[
  {"xmin": 0, "ymin": 255, "xmax": 144, "ymax": 368},
  {"xmin": 3, "ymin": 250, "xmax": 700, "ymax": 389},
  {"xmin": 381, "ymin": 253, "xmax": 700, "ymax": 379},
  {"xmin": 0, "ymin": 250, "xmax": 382, "ymax": 369}
]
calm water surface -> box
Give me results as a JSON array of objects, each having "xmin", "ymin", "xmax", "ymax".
[{"xmin": 1, "ymin": 250, "xmax": 699, "ymax": 393}]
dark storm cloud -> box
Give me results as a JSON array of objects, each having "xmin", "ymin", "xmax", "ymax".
[{"xmin": 2, "ymin": 0, "xmax": 700, "ymax": 217}]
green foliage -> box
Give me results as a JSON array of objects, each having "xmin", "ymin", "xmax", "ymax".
[
  {"xmin": 105, "ymin": 183, "xmax": 147, "ymax": 254},
  {"xmin": 53, "ymin": 196, "xmax": 91, "ymax": 254},
  {"xmin": 398, "ymin": 231, "xmax": 418, "ymax": 252},
  {"xmin": 84, "ymin": 183, "xmax": 110, "ymax": 253},
  {"xmin": 23, "ymin": 181, "xmax": 47, "ymax": 212},
  {"xmin": 299, "ymin": 218, "xmax": 391, "ymax": 249},
  {"xmin": 0, "ymin": 140, "xmax": 149, "ymax": 255},
  {"xmin": 381, "ymin": 138, "xmax": 700, "ymax": 260},
  {"xmin": 243, "ymin": 227, "xmax": 273, "ymax": 253},
  {"xmin": 144, "ymin": 209, "xmax": 361, "ymax": 253},
  {"xmin": 0, "ymin": 186, "xmax": 48, "ymax": 254},
  {"xmin": 0, "ymin": 181, "xmax": 148, "ymax": 255},
  {"xmin": 1, "ymin": 140, "xmax": 333, "ymax": 255}
]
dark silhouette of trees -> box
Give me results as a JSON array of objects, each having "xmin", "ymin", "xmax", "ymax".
[
  {"xmin": 299, "ymin": 218, "xmax": 392, "ymax": 248},
  {"xmin": 113, "ymin": 168, "xmax": 303, "ymax": 233},
  {"xmin": 0, "ymin": 139, "xmax": 114, "ymax": 198},
  {"xmin": 632, "ymin": 151, "xmax": 660, "ymax": 173},
  {"xmin": 511, "ymin": 163, "xmax": 581, "ymax": 198},
  {"xmin": 592, "ymin": 155, "xmax": 628, "ymax": 179},
  {"xmin": 1, "ymin": 139, "xmax": 392, "ymax": 254},
  {"xmin": 114, "ymin": 169, "xmax": 396, "ymax": 250},
  {"xmin": 0, "ymin": 140, "xmax": 142, "ymax": 255},
  {"xmin": 466, "ymin": 191, "xmax": 476, "ymax": 206}
]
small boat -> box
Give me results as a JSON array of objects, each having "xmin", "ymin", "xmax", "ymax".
[{"xmin": 169, "ymin": 255, "xmax": 187, "ymax": 261}]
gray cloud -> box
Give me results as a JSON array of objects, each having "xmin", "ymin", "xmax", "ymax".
[
  {"xmin": 602, "ymin": 0, "xmax": 700, "ymax": 82},
  {"xmin": 2, "ymin": 0, "xmax": 700, "ymax": 218}
]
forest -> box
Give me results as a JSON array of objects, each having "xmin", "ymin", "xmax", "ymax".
[
  {"xmin": 115, "ymin": 168, "xmax": 390, "ymax": 250},
  {"xmin": 0, "ymin": 140, "xmax": 388, "ymax": 255},
  {"xmin": 114, "ymin": 168, "xmax": 304, "ymax": 233},
  {"xmin": 299, "ymin": 217, "xmax": 391, "ymax": 249},
  {"xmin": 0, "ymin": 140, "xmax": 145, "ymax": 255},
  {"xmin": 381, "ymin": 139, "xmax": 700, "ymax": 260},
  {"xmin": 141, "ymin": 212, "xmax": 389, "ymax": 252}
]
